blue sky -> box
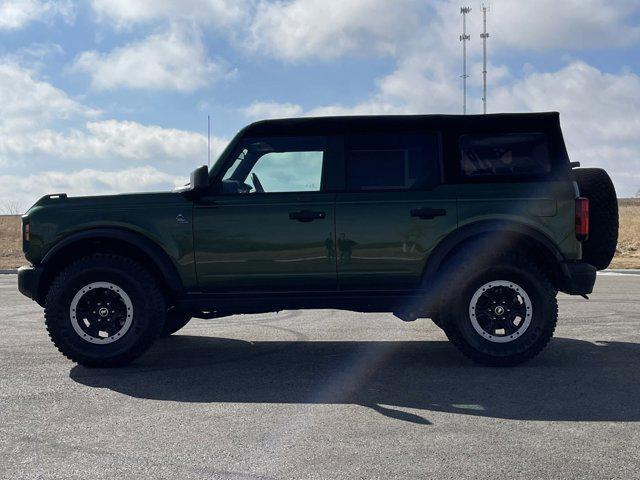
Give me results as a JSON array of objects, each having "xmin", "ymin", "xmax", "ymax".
[{"xmin": 1, "ymin": 0, "xmax": 639, "ymax": 211}]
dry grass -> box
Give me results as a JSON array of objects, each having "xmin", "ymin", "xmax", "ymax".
[
  {"xmin": 1, "ymin": 201, "xmax": 639, "ymax": 270},
  {"xmin": 612, "ymin": 200, "xmax": 640, "ymax": 269},
  {"xmin": 0, "ymin": 215, "xmax": 22, "ymax": 269}
]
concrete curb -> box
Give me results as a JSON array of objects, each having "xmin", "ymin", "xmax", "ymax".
[{"xmin": 599, "ymin": 269, "xmax": 640, "ymax": 275}]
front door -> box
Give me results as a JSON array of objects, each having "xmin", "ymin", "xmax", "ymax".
[
  {"xmin": 194, "ymin": 135, "xmax": 338, "ymax": 292},
  {"xmin": 335, "ymin": 132, "xmax": 458, "ymax": 291}
]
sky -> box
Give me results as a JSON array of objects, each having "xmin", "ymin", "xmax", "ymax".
[{"xmin": 0, "ymin": 0, "xmax": 639, "ymax": 212}]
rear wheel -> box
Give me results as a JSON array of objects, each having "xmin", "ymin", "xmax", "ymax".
[
  {"xmin": 44, "ymin": 254, "xmax": 166, "ymax": 367},
  {"xmin": 440, "ymin": 253, "xmax": 557, "ymax": 366}
]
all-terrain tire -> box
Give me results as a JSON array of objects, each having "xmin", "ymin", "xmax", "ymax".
[
  {"xmin": 160, "ymin": 308, "xmax": 192, "ymax": 337},
  {"xmin": 574, "ymin": 168, "xmax": 618, "ymax": 270},
  {"xmin": 44, "ymin": 254, "xmax": 166, "ymax": 367},
  {"xmin": 439, "ymin": 252, "xmax": 558, "ymax": 366}
]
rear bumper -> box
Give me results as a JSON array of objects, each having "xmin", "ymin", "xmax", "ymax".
[
  {"xmin": 17, "ymin": 265, "xmax": 43, "ymax": 304},
  {"xmin": 560, "ymin": 261, "xmax": 596, "ymax": 295}
]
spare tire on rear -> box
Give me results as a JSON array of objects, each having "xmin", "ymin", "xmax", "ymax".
[{"xmin": 574, "ymin": 168, "xmax": 618, "ymax": 270}]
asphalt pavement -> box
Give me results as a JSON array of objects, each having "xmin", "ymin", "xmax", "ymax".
[{"xmin": 1, "ymin": 273, "xmax": 639, "ymax": 479}]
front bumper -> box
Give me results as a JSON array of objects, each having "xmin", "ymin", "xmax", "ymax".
[
  {"xmin": 17, "ymin": 265, "xmax": 44, "ymax": 304},
  {"xmin": 560, "ymin": 261, "xmax": 596, "ymax": 295}
]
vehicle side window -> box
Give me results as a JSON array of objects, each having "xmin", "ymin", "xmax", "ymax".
[
  {"xmin": 345, "ymin": 133, "xmax": 440, "ymax": 191},
  {"xmin": 218, "ymin": 136, "xmax": 325, "ymax": 194},
  {"xmin": 459, "ymin": 133, "xmax": 551, "ymax": 178}
]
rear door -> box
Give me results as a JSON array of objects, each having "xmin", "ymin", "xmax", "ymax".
[
  {"xmin": 335, "ymin": 132, "xmax": 458, "ymax": 291},
  {"xmin": 193, "ymin": 135, "xmax": 338, "ymax": 292}
]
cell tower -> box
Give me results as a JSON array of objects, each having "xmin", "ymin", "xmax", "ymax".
[
  {"xmin": 480, "ymin": 4, "xmax": 490, "ymax": 114},
  {"xmin": 460, "ymin": 7, "xmax": 471, "ymax": 115}
]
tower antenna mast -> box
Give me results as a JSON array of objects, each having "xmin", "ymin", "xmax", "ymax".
[
  {"xmin": 460, "ymin": 7, "xmax": 471, "ymax": 115},
  {"xmin": 480, "ymin": 4, "xmax": 490, "ymax": 114}
]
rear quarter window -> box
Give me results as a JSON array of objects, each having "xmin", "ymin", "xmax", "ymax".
[{"xmin": 459, "ymin": 133, "xmax": 551, "ymax": 179}]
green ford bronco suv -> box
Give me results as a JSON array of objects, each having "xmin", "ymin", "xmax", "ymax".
[{"xmin": 18, "ymin": 113, "xmax": 618, "ymax": 367}]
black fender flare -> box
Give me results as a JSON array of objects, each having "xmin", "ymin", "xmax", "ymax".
[
  {"xmin": 422, "ymin": 219, "xmax": 566, "ymax": 282},
  {"xmin": 41, "ymin": 227, "xmax": 184, "ymax": 293}
]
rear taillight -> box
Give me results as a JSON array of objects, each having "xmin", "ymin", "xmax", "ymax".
[
  {"xmin": 22, "ymin": 218, "xmax": 30, "ymax": 252},
  {"xmin": 575, "ymin": 197, "xmax": 589, "ymax": 241}
]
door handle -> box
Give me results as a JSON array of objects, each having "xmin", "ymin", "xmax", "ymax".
[
  {"xmin": 410, "ymin": 207, "xmax": 447, "ymax": 219},
  {"xmin": 289, "ymin": 210, "xmax": 326, "ymax": 222}
]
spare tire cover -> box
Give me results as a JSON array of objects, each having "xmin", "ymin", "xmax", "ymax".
[{"xmin": 574, "ymin": 168, "xmax": 619, "ymax": 270}]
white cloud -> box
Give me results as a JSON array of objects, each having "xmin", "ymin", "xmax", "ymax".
[
  {"xmin": 0, "ymin": 58, "xmax": 228, "ymax": 208},
  {"xmin": 0, "ymin": 120, "xmax": 214, "ymax": 161},
  {"xmin": 90, "ymin": 0, "xmax": 250, "ymax": 29},
  {"xmin": 247, "ymin": 0, "xmax": 424, "ymax": 61},
  {"xmin": 279, "ymin": 53, "xmax": 462, "ymax": 117},
  {"xmin": 0, "ymin": 0, "xmax": 74, "ymax": 30},
  {"xmin": 242, "ymin": 101, "xmax": 304, "ymax": 120},
  {"xmin": 423, "ymin": 1, "xmax": 640, "ymax": 60},
  {"xmin": 490, "ymin": 0, "xmax": 640, "ymax": 50},
  {"xmin": 73, "ymin": 23, "xmax": 223, "ymax": 92},
  {"xmin": 0, "ymin": 60, "xmax": 99, "ymax": 134},
  {"xmin": 89, "ymin": 0, "xmax": 640, "ymax": 64},
  {"xmin": 0, "ymin": 119, "xmax": 229, "ymax": 206},
  {"xmin": 244, "ymin": 0, "xmax": 640, "ymax": 63},
  {"xmin": 86, "ymin": 0, "xmax": 640, "ymax": 67},
  {"xmin": 0, "ymin": 167, "xmax": 185, "ymax": 210}
]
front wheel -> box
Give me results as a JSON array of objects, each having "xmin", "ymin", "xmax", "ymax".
[
  {"xmin": 440, "ymin": 253, "xmax": 558, "ymax": 366},
  {"xmin": 44, "ymin": 254, "xmax": 166, "ymax": 367}
]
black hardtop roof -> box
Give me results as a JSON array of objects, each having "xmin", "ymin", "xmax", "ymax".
[{"xmin": 244, "ymin": 112, "xmax": 561, "ymax": 136}]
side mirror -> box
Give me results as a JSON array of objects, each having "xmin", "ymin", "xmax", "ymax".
[{"xmin": 190, "ymin": 165, "xmax": 209, "ymax": 192}]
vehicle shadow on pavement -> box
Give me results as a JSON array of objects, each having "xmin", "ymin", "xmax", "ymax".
[{"xmin": 70, "ymin": 336, "xmax": 640, "ymax": 425}]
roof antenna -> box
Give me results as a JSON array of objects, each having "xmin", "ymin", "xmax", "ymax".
[
  {"xmin": 207, "ymin": 115, "xmax": 211, "ymax": 168},
  {"xmin": 460, "ymin": 6, "xmax": 471, "ymax": 115}
]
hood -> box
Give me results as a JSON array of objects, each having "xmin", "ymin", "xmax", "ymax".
[{"xmin": 28, "ymin": 190, "xmax": 182, "ymax": 213}]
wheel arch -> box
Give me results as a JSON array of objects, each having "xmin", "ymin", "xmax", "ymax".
[
  {"xmin": 37, "ymin": 228, "xmax": 184, "ymax": 304},
  {"xmin": 423, "ymin": 220, "xmax": 566, "ymax": 289}
]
